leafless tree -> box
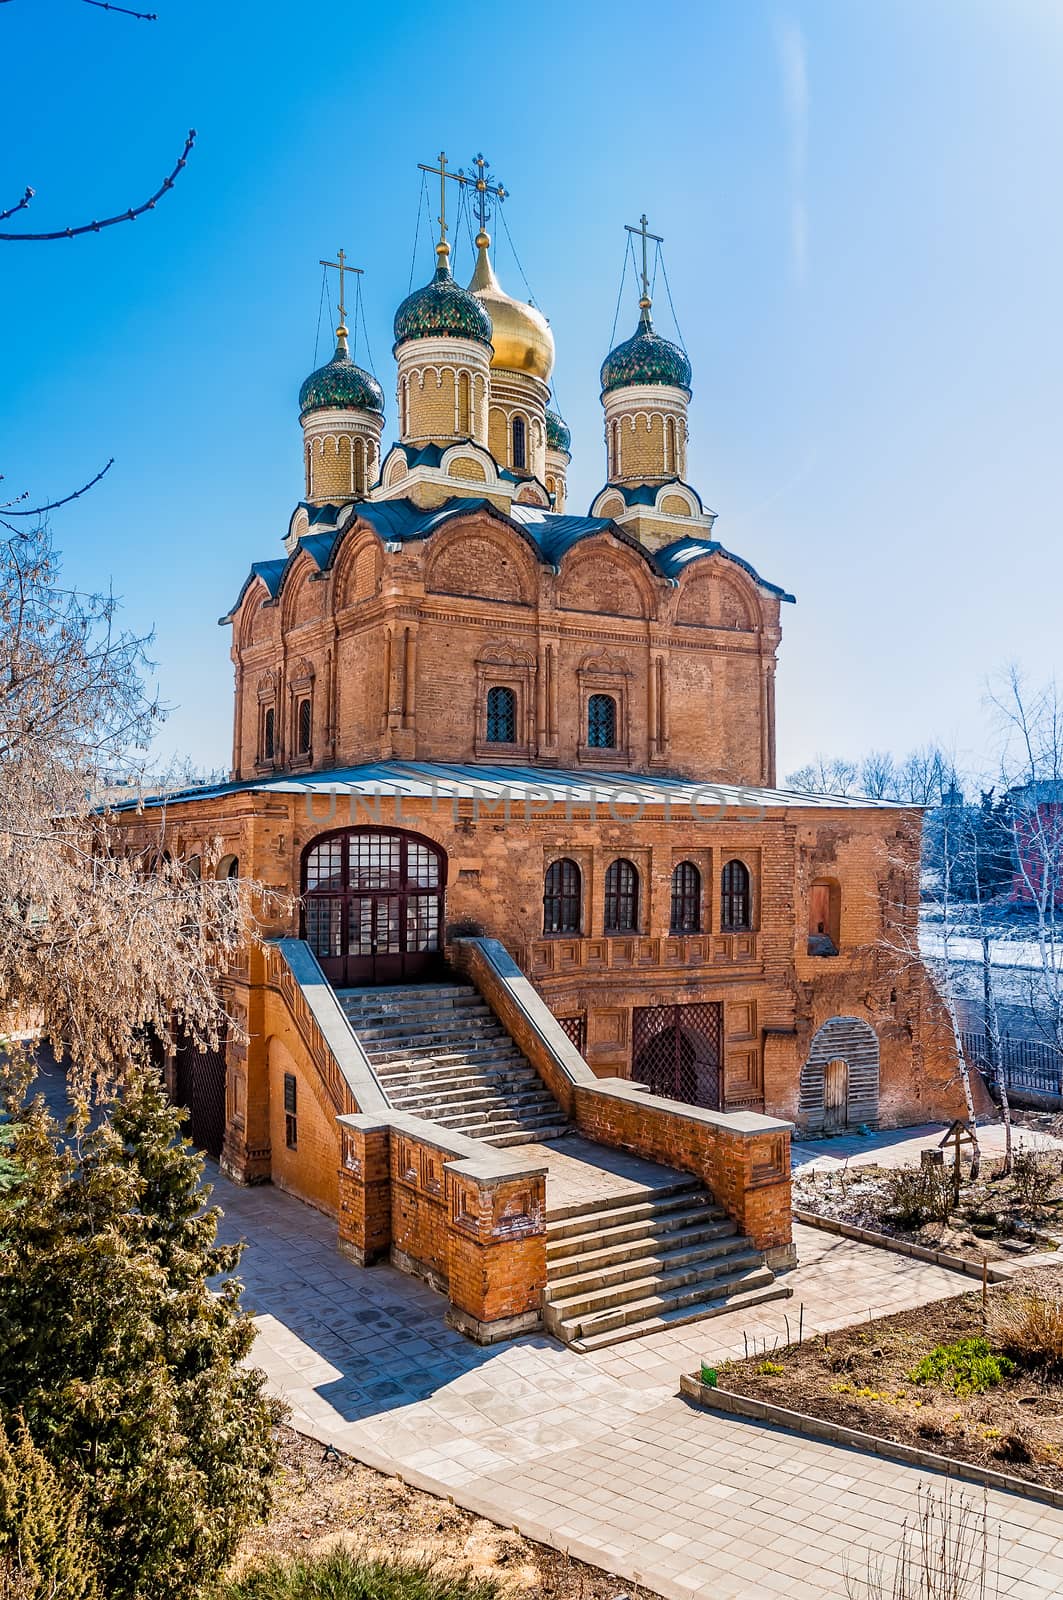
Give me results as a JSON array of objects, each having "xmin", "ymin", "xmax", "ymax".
[
  {"xmin": 0, "ymin": 524, "xmax": 280, "ymax": 1099},
  {"xmin": 988, "ymin": 668, "xmax": 1063, "ymax": 1065}
]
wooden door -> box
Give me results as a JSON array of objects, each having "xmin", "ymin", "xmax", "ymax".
[{"xmin": 823, "ymin": 1057, "xmax": 849, "ymax": 1132}]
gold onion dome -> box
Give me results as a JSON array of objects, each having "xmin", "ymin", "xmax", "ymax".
[{"xmin": 468, "ymin": 232, "xmax": 554, "ymax": 381}]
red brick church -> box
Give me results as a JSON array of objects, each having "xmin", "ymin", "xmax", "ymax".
[{"xmin": 118, "ymin": 166, "xmax": 968, "ymax": 1344}]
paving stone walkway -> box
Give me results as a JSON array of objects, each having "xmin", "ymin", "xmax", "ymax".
[{"xmin": 215, "ymin": 1147, "xmax": 1063, "ymax": 1600}]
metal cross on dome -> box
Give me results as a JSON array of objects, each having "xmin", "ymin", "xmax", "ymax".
[
  {"xmin": 417, "ymin": 150, "xmax": 467, "ymax": 248},
  {"xmin": 462, "ymin": 153, "xmax": 507, "ymax": 234},
  {"xmin": 319, "ymin": 247, "xmax": 363, "ymax": 332},
  {"xmin": 625, "ymin": 212, "xmax": 663, "ymax": 309}
]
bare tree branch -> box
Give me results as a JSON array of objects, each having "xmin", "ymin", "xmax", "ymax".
[
  {"xmin": 0, "ymin": 130, "xmax": 195, "ymax": 241},
  {"xmin": 81, "ymin": 0, "xmax": 158, "ymax": 17},
  {"xmin": 0, "ymin": 187, "xmax": 34, "ymax": 224},
  {"xmin": 0, "ymin": 462, "xmax": 116, "ymax": 536}
]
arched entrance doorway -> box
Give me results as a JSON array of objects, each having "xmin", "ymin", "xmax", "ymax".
[
  {"xmin": 301, "ymin": 827, "xmax": 447, "ymax": 986},
  {"xmin": 799, "ymin": 1017, "xmax": 880, "ymax": 1132}
]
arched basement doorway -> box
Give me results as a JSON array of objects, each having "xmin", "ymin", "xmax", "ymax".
[
  {"xmin": 631, "ymin": 1002, "xmax": 724, "ymax": 1110},
  {"xmin": 301, "ymin": 826, "xmax": 447, "ymax": 986},
  {"xmin": 799, "ymin": 1017, "xmax": 880, "ymax": 1132}
]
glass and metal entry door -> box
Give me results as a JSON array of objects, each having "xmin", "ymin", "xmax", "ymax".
[{"xmin": 302, "ymin": 828, "xmax": 446, "ymax": 986}]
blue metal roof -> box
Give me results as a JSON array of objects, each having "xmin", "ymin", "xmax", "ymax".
[
  {"xmin": 114, "ymin": 759, "xmax": 910, "ymax": 815},
  {"xmin": 221, "ymin": 497, "xmax": 794, "ymax": 620},
  {"xmin": 655, "ymin": 538, "xmax": 796, "ymax": 602}
]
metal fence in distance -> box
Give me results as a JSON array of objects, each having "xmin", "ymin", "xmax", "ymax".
[{"xmin": 961, "ymin": 1029, "xmax": 1063, "ymax": 1096}]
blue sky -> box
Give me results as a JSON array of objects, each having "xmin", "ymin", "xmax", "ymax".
[{"xmin": 3, "ymin": 0, "xmax": 1061, "ymax": 781}]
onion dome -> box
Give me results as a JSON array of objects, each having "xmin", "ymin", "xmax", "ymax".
[
  {"xmin": 468, "ymin": 232, "xmax": 554, "ymax": 381},
  {"xmin": 299, "ymin": 328, "xmax": 384, "ymax": 419},
  {"xmin": 393, "ymin": 241, "xmax": 493, "ymax": 351},
  {"xmin": 600, "ymin": 302, "xmax": 692, "ymax": 397},
  {"xmin": 546, "ymin": 407, "xmax": 571, "ymax": 454}
]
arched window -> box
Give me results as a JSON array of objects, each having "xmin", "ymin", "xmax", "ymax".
[
  {"xmin": 262, "ymin": 706, "xmax": 275, "ymax": 762},
  {"xmin": 511, "ymin": 415, "xmax": 526, "ymax": 471},
  {"xmin": 458, "ymin": 371, "xmax": 471, "ymax": 435},
  {"xmin": 666, "ymin": 416, "xmax": 677, "ymax": 472},
  {"xmin": 485, "ymin": 685, "xmax": 517, "ymax": 743},
  {"xmin": 296, "ymin": 695, "xmax": 312, "ymax": 756},
  {"xmin": 605, "ymin": 858, "xmax": 639, "ymax": 933},
  {"xmin": 721, "ymin": 858, "xmax": 751, "ymax": 931},
  {"xmin": 670, "ymin": 861, "xmax": 701, "ymax": 933},
  {"xmin": 543, "ymin": 858, "xmax": 581, "ymax": 935},
  {"xmin": 587, "ymin": 693, "xmax": 617, "ymax": 749}
]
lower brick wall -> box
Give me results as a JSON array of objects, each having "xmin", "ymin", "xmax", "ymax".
[
  {"xmin": 338, "ymin": 1115, "xmax": 548, "ymax": 1341},
  {"xmin": 573, "ymin": 1082, "xmax": 792, "ymax": 1256}
]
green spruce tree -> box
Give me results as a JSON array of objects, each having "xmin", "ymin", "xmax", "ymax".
[{"xmin": 0, "ymin": 1067, "xmax": 282, "ymax": 1599}]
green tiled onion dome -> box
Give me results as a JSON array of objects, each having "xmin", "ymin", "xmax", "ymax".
[
  {"xmin": 545, "ymin": 408, "xmax": 571, "ymax": 454},
  {"xmin": 600, "ymin": 309, "xmax": 692, "ymax": 396},
  {"xmin": 299, "ymin": 337, "xmax": 384, "ymax": 419},
  {"xmin": 394, "ymin": 247, "xmax": 493, "ymax": 352}
]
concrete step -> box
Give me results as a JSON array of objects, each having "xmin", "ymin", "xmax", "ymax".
[
  {"xmin": 547, "ymin": 1217, "xmax": 739, "ymax": 1280},
  {"xmin": 387, "ymin": 1078, "xmax": 553, "ymax": 1109},
  {"xmin": 547, "ymin": 1249, "xmax": 769, "ymax": 1325},
  {"xmin": 546, "ymin": 1184, "xmax": 707, "ymax": 1233},
  {"xmin": 371, "ymin": 1049, "xmax": 528, "ymax": 1075},
  {"xmin": 376, "ymin": 1062, "xmax": 539, "ymax": 1091},
  {"xmin": 547, "ymin": 1233, "xmax": 751, "ymax": 1298},
  {"xmin": 546, "ymin": 1200, "xmax": 732, "ymax": 1262},
  {"xmin": 549, "ymin": 1262, "xmax": 779, "ymax": 1343},
  {"xmin": 390, "ymin": 1088, "xmax": 560, "ymax": 1119},
  {"xmin": 350, "ymin": 1014, "xmax": 500, "ymax": 1043},
  {"xmin": 366, "ymin": 1041, "xmax": 523, "ymax": 1066},
  {"xmin": 490, "ymin": 1125, "xmax": 570, "ymax": 1148},
  {"xmin": 336, "ymin": 984, "xmax": 476, "ymax": 1007},
  {"xmin": 567, "ymin": 1281, "xmax": 792, "ymax": 1353}
]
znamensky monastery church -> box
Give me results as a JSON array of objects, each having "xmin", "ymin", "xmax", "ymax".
[{"xmin": 118, "ymin": 156, "xmax": 975, "ymax": 1346}]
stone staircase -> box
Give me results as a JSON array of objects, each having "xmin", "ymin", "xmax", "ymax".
[
  {"xmin": 544, "ymin": 1176, "xmax": 790, "ymax": 1352},
  {"xmin": 336, "ymin": 982, "xmax": 570, "ymax": 1149}
]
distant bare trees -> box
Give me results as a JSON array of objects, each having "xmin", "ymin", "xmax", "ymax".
[{"xmin": 786, "ymin": 745, "xmax": 956, "ymax": 805}]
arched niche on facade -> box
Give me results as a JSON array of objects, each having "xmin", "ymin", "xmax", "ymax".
[
  {"xmin": 557, "ymin": 537, "xmax": 654, "ymax": 620},
  {"xmin": 424, "ymin": 519, "xmax": 538, "ymax": 606}
]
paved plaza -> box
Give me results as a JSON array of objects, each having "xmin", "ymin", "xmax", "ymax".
[{"xmin": 217, "ymin": 1121, "xmax": 1063, "ymax": 1599}]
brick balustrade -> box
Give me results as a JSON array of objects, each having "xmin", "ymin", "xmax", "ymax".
[
  {"xmin": 454, "ymin": 936, "xmax": 795, "ymax": 1267},
  {"xmin": 337, "ymin": 1111, "xmax": 548, "ymax": 1343}
]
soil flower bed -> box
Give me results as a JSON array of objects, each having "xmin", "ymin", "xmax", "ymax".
[
  {"xmin": 793, "ymin": 1148, "xmax": 1063, "ymax": 1263},
  {"xmin": 716, "ymin": 1269, "xmax": 1063, "ymax": 1493}
]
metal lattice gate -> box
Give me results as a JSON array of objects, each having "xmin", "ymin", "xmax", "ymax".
[
  {"xmin": 557, "ymin": 1014, "xmax": 587, "ymax": 1056},
  {"xmin": 173, "ymin": 1032, "xmax": 227, "ymax": 1159},
  {"xmin": 632, "ymin": 1003, "xmax": 723, "ymax": 1110}
]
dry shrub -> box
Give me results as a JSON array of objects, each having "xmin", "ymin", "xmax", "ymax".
[
  {"xmin": 1008, "ymin": 1149, "xmax": 1057, "ymax": 1212},
  {"xmin": 990, "ymin": 1291, "xmax": 1063, "ymax": 1373}
]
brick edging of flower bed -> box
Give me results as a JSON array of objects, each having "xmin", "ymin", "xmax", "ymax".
[
  {"xmin": 679, "ymin": 1373, "xmax": 1063, "ymax": 1510},
  {"xmin": 793, "ymin": 1207, "xmax": 1012, "ymax": 1283}
]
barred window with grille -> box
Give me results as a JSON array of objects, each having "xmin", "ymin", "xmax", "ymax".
[
  {"xmin": 604, "ymin": 858, "xmax": 639, "ymax": 933},
  {"xmin": 284, "ymin": 1072, "xmax": 298, "ymax": 1149},
  {"xmin": 587, "ymin": 693, "xmax": 617, "ymax": 749},
  {"xmin": 486, "ymin": 685, "xmax": 517, "ymax": 743},
  {"xmin": 543, "ymin": 857, "xmax": 581, "ymax": 934},
  {"xmin": 296, "ymin": 695, "xmax": 312, "ymax": 756},
  {"xmin": 721, "ymin": 858, "xmax": 752, "ymax": 931},
  {"xmin": 512, "ymin": 415, "xmax": 526, "ymax": 470},
  {"xmin": 670, "ymin": 860, "xmax": 702, "ymax": 933}
]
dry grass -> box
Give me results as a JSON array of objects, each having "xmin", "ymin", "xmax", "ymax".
[
  {"xmin": 990, "ymin": 1290, "xmax": 1063, "ymax": 1373},
  {"xmin": 231, "ymin": 1427, "xmax": 659, "ymax": 1599}
]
